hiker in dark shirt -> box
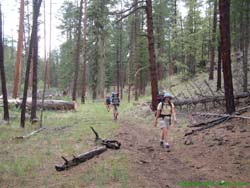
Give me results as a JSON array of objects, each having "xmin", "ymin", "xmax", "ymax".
[
  {"xmin": 105, "ymin": 96, "xmax": 111, "ymax": 112},
  {"xmin": 111, "ymin": 92, "xmax": 120, "ymax": 120}
]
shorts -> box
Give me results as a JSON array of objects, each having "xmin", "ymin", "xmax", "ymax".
[
  {"xmin": 158, "ymin": 117, "xmax": 171, "ymax": 129},
  {"xmin": 113, "ymin": 105, "xmax": 119, "ymax": 113}
]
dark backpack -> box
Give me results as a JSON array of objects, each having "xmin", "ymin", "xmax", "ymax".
[{"xmin": 112, "ymin": 96, "xmax": 120, "ymax": 106}]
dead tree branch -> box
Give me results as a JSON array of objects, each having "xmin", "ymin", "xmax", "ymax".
[
  {"xmin": 15, "ymin": 127, "xmax": 46, "ymax": 139},
  {"xmin": 55, "ymin": 147, "xmax": 107, "ymax": 171},
  {"xmin": 55, "ymin": 127, "xmax": 121, "ymax": 171},
  {"xmin": 116, "ymin": 6, "xmax": 146, "ymax": 23},
  {"xmin": 109, "ymin": 0, "xmax": 146, "ymax": 15}
]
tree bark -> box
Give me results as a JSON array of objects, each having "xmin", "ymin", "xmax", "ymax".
[
  {"xmin": 209, "ymin": 0, "xmax": 218, "ymax": 80},
  {"xmin": 20, "ymin": 0, "xmax": 42, "ymax": 128},
  {"xmin": 55, "ymin": 147, "xmax": 107, "ymax": 171},
  {"xmin": 0, "ymin": 5, "xmax": 9, "ymax": 121},
  {"xmin": 134, "ymin": 0, "xmax": 139, "ymax": 101},
  {"xmin": 219, "ymin": 0, "xmax": 235, "ymax": 114},
  {"xmin": 217, "ymin": 44, "xmax": 222, "ymax": 90},
  {"xmin": 72, "ymin": 0, "xmax": 83, "ymax": 101},
  {"xmin": 242, "ymin": 1, "xmax": 249, "ymax": 92},
  {"xmin": 145, "ymin": 0, "xmax": 158, "ymax": 111},
  {"xmin": 13, "ymin": 0, "xmax": 25, "ymax": 99},
  {"xmin": 171, "ymin": 92, "xmax": 250, "ymax": 106},
  {"xmin": 31, "ymin": 0, "xmax": 40, "ymax": 121},
  {"xmin": 81, "ymin": 0, "xmax": 87, "ymax": 104}
]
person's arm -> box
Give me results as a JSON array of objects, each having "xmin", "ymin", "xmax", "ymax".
[
  {"xmin": 172, "ymin": 106, "xmax": 177, "ymax": 126},
  {"xmin": 154, "ymin": 110, "xmax": 160, "ymax": 127}
]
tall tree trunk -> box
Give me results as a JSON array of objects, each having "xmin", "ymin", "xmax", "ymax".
[
  {"xmin": 146, "ymin": 0, "xmax": 158, "ymax": 110},
  {"xmin": 116, "ymin": 47, "xmax": 120, "ymax": 94},
  {"xmin": 31, "ymin": 0, "xmax": 39, "ymax": 121},
  {"xmin": 21, "ymin": 0, "xmax": 42, "ymax": 128},
  {"xmin": 81, "ymin": 0, "xmax": 87, "ymax": 104},
  {"xmin": 72, "ymin": 0, "xmax": 83, "ymax": 101},
  {"xmin": 209, "ymin": 0, "xmax": 218, "ymax": 80},
  {"xmin": 242, "ymin": 1, "xmax": 249, "ymax": 92},
  {"xmin": 170, "ymin": 0, "xmax": 178, "ymax": 75},
  {"xmin": 13, "ymin": 0, "xmax": 25, "ymax": 99},
  {"xmin": 134, "ymin": 1, "xmax": 139, "ymax": 101},
  {"xmin": 219, "ymin": 0, "xmax": 235, "ymax": 114},
  {"xmin": 217, "ymin": 44, "xmax": 222, "ymax": 90},
  {"xmin": 0, "ymin": 4, "xmax": 9, "ymax": 121},
  {"xmin": 46, "ymin": 0, "xmax": 52, "ymax": 89}
]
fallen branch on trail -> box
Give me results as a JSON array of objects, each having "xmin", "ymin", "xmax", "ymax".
[
  {"xmin": 55, "ymin": 127, "xmax": 121, "ymax": 171},
  {"xmin": 185, "ymin": 105, "xmax": 250, "ymax": 136},
  {"xmin": 90, "ymin": 127, "xmax": 121, "ymax": 149},
  {"xmin": 192, "ymin": 112, "xmax": 250, "ymax": 120},
  {"xmin": 185, "ymin": 117, "xmax": 229, "ymax": 136},
  {"xmin": 55, "ymin": 146, "xmax": 107, "ymax": 171},
  {"xmin": 15, "ymin": 127, "xmax": 46, "ymax": 139}
]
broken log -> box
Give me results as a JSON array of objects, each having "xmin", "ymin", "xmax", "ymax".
[
  {"xmin": 55, "ymin": 127, "xmax": 121, "ymax": 171},
  {"xmin": 172, "ymin": 91, "xmax": 250, "ymax": 106},
  {"xmin": 15, "ymin": 127, "xmax": 46, "ymax": 139},
  {"xmin": 185, "ymin": 117, "xmax": 229, "ymax": 136},
  {"xmin": 9, "ymin": 98, "xmax": 76, "ymax": 110},
  {"xmin": 192, "ymin": 112, "xmax": 250, "ymax": 120},
  {"xmin": 90, "ymin": 127, "xmax": 121, "ymax": 149},
  {"xmin": 186, "ymin": 105, "xmax": 250, "ymax": 136},
  {"xmin": 55, "ymin": 146, "xmax": 107, "ymax": 171}
]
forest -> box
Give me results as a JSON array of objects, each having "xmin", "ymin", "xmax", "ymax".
[{"xmin": 0, "ymin": 0, "xmax": 250, "ymax": 187}]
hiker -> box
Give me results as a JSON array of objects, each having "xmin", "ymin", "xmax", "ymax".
[
  {"xmin": 105, "ymin": 96, "xmax": 111, "ymax": 112},
  {"xmin": 154, "ymin": 92, "xmax": 177, "ymax": 149},
  {"xmin": 111, "ymin": 92, "xmax": 120, "ymax": 120}
]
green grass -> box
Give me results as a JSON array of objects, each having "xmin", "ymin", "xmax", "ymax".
[{"xmin": 0, "ymin": 101, "xmax": 138, "ymax": 188}]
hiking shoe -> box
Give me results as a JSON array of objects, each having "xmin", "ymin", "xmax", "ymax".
[
  {"xmin": 160, "ymin": 141, "xmax": 164, "ymax": 147},
  {"xmin": 164, "ymin": 143, "xmax": 170, "ymax": 149}
]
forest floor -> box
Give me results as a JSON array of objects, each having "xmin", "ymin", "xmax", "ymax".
[
  {"xmin": 116, "ymin": 100, "xmax": 250, "ymax": 188},
  {"xmin": 0, "ymin": 96, "xmax": 250, "ymax": 188}
]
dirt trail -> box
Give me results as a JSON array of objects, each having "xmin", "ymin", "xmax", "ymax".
[
  {"xmin": 115, "ymin": 109, "xmax": 250, "ymax": 188},
  {"xmin": 115, "ymin": 119, "xmax": 207, "ymax": 188}
]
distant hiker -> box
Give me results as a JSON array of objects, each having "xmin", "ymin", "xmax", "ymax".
[
  {"xmin": 154, "ymin": 92, "xmax": 177, "ymax": 149},
  {"xmin": 105, "ymin": 96, "xmax": 111, "ymax": 112},
  {"xmin": 111, "ymin": 92, "xmax": 120, "ymax": 120}
]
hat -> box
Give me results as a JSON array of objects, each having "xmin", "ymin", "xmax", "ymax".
[{"xmin": 164, "ymin": 92, "xmax": 173, "ymax": 99}]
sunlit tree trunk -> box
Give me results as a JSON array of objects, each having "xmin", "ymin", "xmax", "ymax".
[
  {"xmin": 13, "ymin": 0, "xmax": 24, "ymax": 99},
  {"xmin": 21, "ymin": 0, "xmax": 42, "ymax": 128}
]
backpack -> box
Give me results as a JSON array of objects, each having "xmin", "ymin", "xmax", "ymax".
[{"xmin": 112, "ymin": 96, "xmax": 120, "ymax": 106}]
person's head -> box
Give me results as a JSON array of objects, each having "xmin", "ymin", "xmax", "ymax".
[
  {"xmin": 115, "ymin": 92, "xmax": 119, "ymax": 97},
  {"xmin": 112, "ymin": 92, "xmax": 115, "ymax": 97},
  {"xmin": 163, "ymin": 93, "xmax": 173, "ymax": 103}
]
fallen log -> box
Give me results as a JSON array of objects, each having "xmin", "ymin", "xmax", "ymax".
[
  {"xmin": 55, "ymin": 127, "xmax": 121, "ymax": 171},
  {"xmin": 55, "ymin": 146, "xmax": 107, "ymax": 171},
  {"xmin": 192, "ymin": 112, "xmax": 250, "ymax": 120},
  {"xmin": 8, "ymin": 98, "xmax": 76, "ymax": 110},
  {"xmin": 15, "ymin": 127, "xmax": 46, "ymax": 139},
  {"xmin": 185, "ymin": 105, "xmax": 250, "ymax": 136},
  {"xmin": 172, "ymin": 92, "xmax": 250, "ymax": 106},
  {"xmin": 90, "ymin": 127, "xmax": 121, "ymax": 149},
  {"xmin": 185, "ymin": 117, "xmax": 229, "ymax": 136}
]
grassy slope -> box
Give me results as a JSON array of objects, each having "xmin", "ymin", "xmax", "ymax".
[{"xmin": 0, "ymin": 102, "xmax": 144, "ymax": 188}]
